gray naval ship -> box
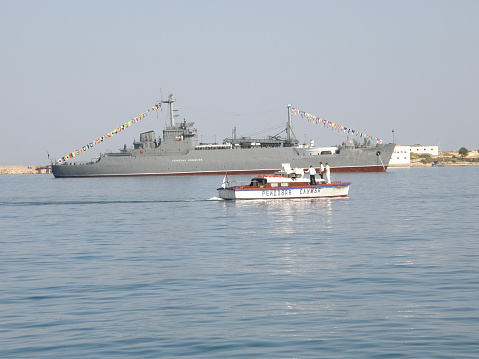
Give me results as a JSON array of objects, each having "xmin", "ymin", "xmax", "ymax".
[{"xmin": 51, "ymin": 95, "xmax": 395, "ymax": 178}]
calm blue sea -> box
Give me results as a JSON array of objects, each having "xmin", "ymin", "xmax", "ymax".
[{"xmin": 1, "ymin": 166, "xmax": 478, "ymax": 358}]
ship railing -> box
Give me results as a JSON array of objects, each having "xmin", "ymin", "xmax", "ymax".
[{"xmin": 329, "ymin": 176, "xmax": 349, "ymax": 184}]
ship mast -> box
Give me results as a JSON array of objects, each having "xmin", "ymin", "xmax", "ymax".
[{"xmin": 162, "ymin": 93, "xmax": 177, "ymax": 127}]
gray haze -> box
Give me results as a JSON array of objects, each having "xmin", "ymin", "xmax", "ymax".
[{"xmin": 1, "ymin": 0, "xmax": 478, "ymax": 165}]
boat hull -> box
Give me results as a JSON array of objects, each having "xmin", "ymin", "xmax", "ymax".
[{"xmin": 218, "ymin": 182, "xmax": 350, "ymax": 200}]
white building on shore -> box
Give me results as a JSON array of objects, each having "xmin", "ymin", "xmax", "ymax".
[
  {"xmin": 390, "ymin": 145, "xmax": 411, "ymax": 165},
  {"xmin": 389, "ymin": 145, "xmax": 439, "ymax": 165},
  {"xmin": 409, "ymin": 145, "xmax": 439, "ymax": 156}
]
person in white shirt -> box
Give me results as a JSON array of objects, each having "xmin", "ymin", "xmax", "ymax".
[
  {"xmin": 319, "ymin": 162, "xmax": 324, "ymax": 179},
  {"xmin": 306, "ymin": 165, "xmax": 317, "ymax": 185},
  {"xmin": 325, "ymin": 163, "xmax": 331, "ymax": 184}
]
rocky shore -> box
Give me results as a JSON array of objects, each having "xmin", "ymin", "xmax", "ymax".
[
  {"xmin": 0, "ymin": 166, "xmax": 52, "ymax": 175},
  {"xmin": 390, "ymin": 150, "xmax": 479, "ymax": 168}
]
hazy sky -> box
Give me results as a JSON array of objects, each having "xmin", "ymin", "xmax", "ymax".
[{"xmin": 1, "ymin": 0, "xmax": 478, "ymax": 165}]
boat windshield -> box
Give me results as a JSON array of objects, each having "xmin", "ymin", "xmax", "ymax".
[{"xmin": 250, "ymin": 177, "xmax": 267, "ymax": 186}]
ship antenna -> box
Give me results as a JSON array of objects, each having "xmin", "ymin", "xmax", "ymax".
[{"xmin": 287, "ymin": 104, "xmax": 292, "ymax": 144}]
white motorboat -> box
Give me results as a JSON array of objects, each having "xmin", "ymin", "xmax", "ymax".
[{"xmin": 217, "ymin": 163, "xmax": 350, "ymax": 200}]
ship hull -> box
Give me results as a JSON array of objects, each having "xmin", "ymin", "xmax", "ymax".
[{"xmin": 51, "ymin": 143, "xmax": 395, "ymax": 178}]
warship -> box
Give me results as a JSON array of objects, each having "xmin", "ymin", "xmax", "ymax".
[{"xmin": 51, "ymin": 95, "xmax": 395, "ymax": 178}]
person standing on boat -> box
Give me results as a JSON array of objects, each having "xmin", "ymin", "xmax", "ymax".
[
  {"xmin": 319, "ymin": 162, "xmax": 324, "ymax": 179},
  {"xmin": 325, "ymin": 163, "xmax": 331, "ymax": 184},
  {"xmin": 306, "ymin": 165, "xmax": 317, "ymax": 185}
]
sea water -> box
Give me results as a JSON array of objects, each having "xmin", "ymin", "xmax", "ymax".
[{"xmin": 1, "ymin": 166, "xmax": 478, "ymax": 358}]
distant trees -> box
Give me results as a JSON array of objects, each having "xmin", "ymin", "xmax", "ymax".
[
  {"xmin": 418, "ymin": 153, "xmax": 433, "ymax": 164},
  {"xmin": 459, "ymin": 147, "xmax": 469, "ymax": 158}
]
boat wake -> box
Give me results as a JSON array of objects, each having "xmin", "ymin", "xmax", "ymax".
[{"xmin": 0, "ymin": 199, "xmax": 217, "ymax": 207}]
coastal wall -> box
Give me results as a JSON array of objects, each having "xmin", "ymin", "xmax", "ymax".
[{"xmin": 0, "ymin": 166, "xmax": 52, "ymax": 175}]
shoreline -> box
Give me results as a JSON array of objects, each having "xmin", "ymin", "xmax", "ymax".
[{"xmin": 389, "ymin": 162, "xmax": 479, "ymax": 168}]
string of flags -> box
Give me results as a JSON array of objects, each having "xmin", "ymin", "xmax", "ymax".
[
  {"xmin": 291, "ymin": 107, "xmax": 383, "ymax": 144},
  {"xmin": 58, "ymin": 103, "xmax": 161, "ymax": 163}
]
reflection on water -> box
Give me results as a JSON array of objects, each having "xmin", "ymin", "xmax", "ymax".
[
  {"xmin": 216, "ymin": 198, "xmax": 350, "ymax": 277},
  {"xmin": 221, "ymin": 198, "xmax": 341, "ymax": 236}
]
